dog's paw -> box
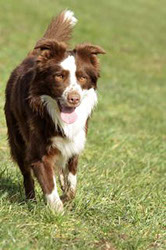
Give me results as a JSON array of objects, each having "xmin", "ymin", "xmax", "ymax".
[
  {"xmin": 61, "ymin": 188, "xmax": 76, "ymax": 204},
  {"xmin": 47, "ymin": 198, "xmax": 64, "ymax": 213}
]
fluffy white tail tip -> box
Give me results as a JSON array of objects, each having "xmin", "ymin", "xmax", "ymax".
[{"xmin": 64, "ymin": 10, "xmax": 78, "ymax": 26}]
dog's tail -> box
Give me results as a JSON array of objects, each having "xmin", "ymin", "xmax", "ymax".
[{"xmin": 42, "ymin": 10, "xmax": 77, "ymax": 43}]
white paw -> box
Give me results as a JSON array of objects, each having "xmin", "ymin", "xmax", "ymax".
[
  {"xmin": 67, "ymin": 173, "xmax": 77, "ymax": 194},
  {"xmin": 45, "ymin": 182, "xmax": 64, "ymax": 213},
  {"xmin": 47, "ymin": 198, "xmax": 64, "ymax": 213}
]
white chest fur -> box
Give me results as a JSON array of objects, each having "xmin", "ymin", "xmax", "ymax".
[
  {"xmin": 51, "ymin": 129, "xmax": 86, "ymax": 160},
  {"xmin": 41, "ymin": 88, "xmax": 97, "ymax": 161}
]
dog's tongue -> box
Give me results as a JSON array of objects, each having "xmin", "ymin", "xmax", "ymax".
[{"xmin": 60, "ymin": 106, "xmax": 77, "ymax": 124}]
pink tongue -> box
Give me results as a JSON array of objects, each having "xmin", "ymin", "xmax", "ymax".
[{"xmin": 60, "ymin": 107, "xmax": 78, "ymax": 124}]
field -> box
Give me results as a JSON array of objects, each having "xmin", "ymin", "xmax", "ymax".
[{"xmin": 0, "ymin": 0, "xmax": 166, "ymax": 249}]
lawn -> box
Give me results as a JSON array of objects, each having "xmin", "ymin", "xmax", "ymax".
[{"xmin": 0, "ymin": 0, "xmax": 166, "ymax": 249}]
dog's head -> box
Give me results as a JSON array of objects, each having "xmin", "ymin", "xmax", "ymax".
[{"xmin": 30, "ymin": 39, "xmax": 105, "ymax": 124}]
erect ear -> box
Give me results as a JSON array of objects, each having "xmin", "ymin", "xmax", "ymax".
[
  {"xmin": 74, "ymin": 43, "xmax": 105, "ymax": 69},
  {"xmin": 33, "ymin": 39, "xmax": 67, "ymax": 61}
]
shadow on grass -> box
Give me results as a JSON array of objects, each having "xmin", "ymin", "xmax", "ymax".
[
  {"xmin": 0, "ymin": 173, "xmax": 43, "ymax": 211},
  {"xmin": 0, "ymin": 174, "xmax": 25, "ymax": 204}
]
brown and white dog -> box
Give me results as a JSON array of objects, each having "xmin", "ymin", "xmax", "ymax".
[{"xmin": 4, "ymin": 10, "xmax": 105, "ymax": 212}]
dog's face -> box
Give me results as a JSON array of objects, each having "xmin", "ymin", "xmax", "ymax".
[{"xmin": 31, "ymin": 39, "xmax": 105, "ymax": 123}]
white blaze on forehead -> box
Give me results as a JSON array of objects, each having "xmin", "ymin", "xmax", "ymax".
[
  {"xmin": 60, "ymin": 55, "xmax": 81, "ymax": 93},
  {"xmin": 60, "ymin": 55, "xmax": 76, "ymax": 73}
]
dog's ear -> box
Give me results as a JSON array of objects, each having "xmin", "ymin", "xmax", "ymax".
[
  {"xmin": 74, "ymin": 43, "xmax": 105, "ymax": 70},
  {"xmin": 33, "ymin": 39, "xmax": 67, "ymax": 61},
  {"xmin": 75, "ymin": 43, "xmax": 105, "ymax": 55}
]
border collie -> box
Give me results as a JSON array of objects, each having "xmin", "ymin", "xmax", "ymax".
[{"xmin": 4, "ymin": 10, "xmax": 105, "ymax": 212}]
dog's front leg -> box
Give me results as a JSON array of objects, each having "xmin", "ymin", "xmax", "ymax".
[
  {"xmin": 61, "ymin": 155, "xmax": 78, "ymax": 202},
  {"xmin": 32, "ymin": 156, "xmax": 63, "ymax": 212}
]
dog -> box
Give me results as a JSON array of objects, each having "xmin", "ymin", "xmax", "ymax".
[{"xmin": 4, "ymin": 10, "xmax": 105, "ymax": 212}]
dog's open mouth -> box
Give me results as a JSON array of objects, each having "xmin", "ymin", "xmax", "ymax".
[{"xmin": 60, "ymin": 105, "xmax": 78, "ymax": 124}]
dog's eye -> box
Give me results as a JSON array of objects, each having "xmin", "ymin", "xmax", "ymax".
[
  {"xmin": 78, "ymin": 76, "xmax": 87, "ymax": 83},
  {"xmin": 55, "ymin": 74, "xmax": 64, "ymax": 82}
]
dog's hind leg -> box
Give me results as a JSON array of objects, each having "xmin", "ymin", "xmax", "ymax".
[
  {"xmin": 5, "ymin": 111, "xmax": 35, "ymax": 200},
  {"xmin": 22, "ymin": 168, "xmax": 35, "ymax": 200}
]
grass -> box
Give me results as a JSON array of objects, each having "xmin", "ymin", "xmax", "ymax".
[{"xmin": 0, "ymin": 0, "xmax": 166, "ymax": 249}]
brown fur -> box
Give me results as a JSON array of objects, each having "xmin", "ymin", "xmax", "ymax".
[
  {"xmin": 43, "ymin": 10, "xmax": 75, "ymax": 43},
  {"xmin": 4, "ymin": 11, "xmax": 105, "ymax": 207}
]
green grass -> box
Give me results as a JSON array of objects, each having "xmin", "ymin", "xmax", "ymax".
[{"xmin": 0, "ymin": 0, "xmax": 166, "ymax": 249}]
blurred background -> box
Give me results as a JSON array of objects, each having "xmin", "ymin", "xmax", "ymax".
[{"xmin": 0, "ymin": 0, "xmax": 166, "ymax": 249}]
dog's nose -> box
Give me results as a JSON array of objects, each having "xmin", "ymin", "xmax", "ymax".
[{"xmin": 67, "ymin": 91, "xmax": 81, "ymax": 105}]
